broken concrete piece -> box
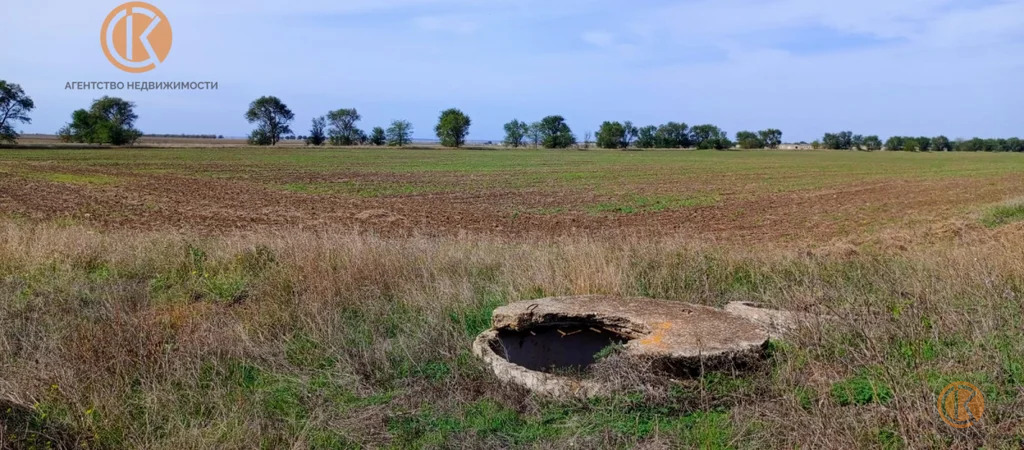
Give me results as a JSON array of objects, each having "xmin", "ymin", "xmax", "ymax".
[
  {"xmin": 723, "ymin": 301, "xmax": 820, "ymax": 338},
  {"xmin": 474, "ymin": 295, "xmax": 790, "ymax": 396}
]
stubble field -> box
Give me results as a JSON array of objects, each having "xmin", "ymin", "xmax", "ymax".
[{"xmin": 2, "ymin": 147, "xmax": 1024, "ymax": 448}]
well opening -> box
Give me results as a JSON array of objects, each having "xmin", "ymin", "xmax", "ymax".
[{"xmin": 491, "ymin": 322, "xmax": 632, "ymax": 374}]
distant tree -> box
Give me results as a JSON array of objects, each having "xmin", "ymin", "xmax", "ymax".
[
  {"xmin": 930, "ymin": 135, "xmax": 951, "ymax": 152},
  {"xmin": 885, "ymin": 136, "xmax": 905, "ymax": 151},
  {"xmin": 1006, "ymin": 137, "xmax": 1024, "ymax": 153},
  {"xmin": 538, "ymin": 115, "xmax": 575, "ymax": 148},
  {"xmin": 811, "ymin": 140, "xmax": 821, "ymax": 150},
  {"xmin": 58, "ymin": 96, "xmax": 142, "ymax": 145},
  {"xmin": 735, "ymin": 130, "xmax": 764, "ymax": 149},
  {"xmin": 583, "ymin": 131, "xmax": 592, "ymax": 149},
  {"xmin": 862, "ymin": 135, "xmax": 883, "ymax": 151},
  {"xmin": 435, "ymin": 108, "xmax": 471, "ymax": 148},
  {"xmin": 758, "ymin": 129, "xmax": 783, "ymax": 149},
  {"xmin": 369, "ymin": 126, "xmax": 386, "ymax": 146},
  {"xmin": 245, "ymin": 96, "xmax": 293, "ymax": 146},
  {"xmin": 595, "ymin": 121, "xmax": 626, "ymax": 149},
  {"xmin": 635, "ymin": 125, "xmax": 658, "ymax": 149},
  {"xmin": 821, "ymin": 131, "xmax": 854, "ymax": 150},
  {"xmin": 526, "ymin": 122, "xmax": 543, "ymax": 148},
  {"xmin": 306, "ymin": 116, "xmax": 326, "ymax": 146},
  {"xmin": 622, "ymin": 121, "xmax": 638, "ymax": 148},
  {"xmin": 904, "ymin": 138, "xmax": 920, "ymax": 152},
  {"xmin": 690, "ymin": 124, "xmax": 732, "ymax": 150},
  {"xmin": 655, "ymin": 122, "xmax": 689, "ymax": 148},
  {"xmin": 502, "ymin": 119, "xmax": 529, "ymax": 148},
  {"xmin": 386, "ymin": 120, "xmax": 413, "ymax": 147},
  {"xmin": 0, "ymin": 81, "xmax": 34, "ymax": 144},
  {"xmin": 851, "ymin": 134, "xmax": 864, "ymax": 150},
  {"xmin": 325, "ymin": 108, "xmax": 362, "ymax": 146}
]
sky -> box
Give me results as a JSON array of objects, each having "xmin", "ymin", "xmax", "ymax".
[{"xmin": 3, "ymin": 0, "xmax": 1023, "ymax": 142}]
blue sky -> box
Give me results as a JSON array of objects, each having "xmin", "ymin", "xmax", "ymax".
[{"xmin": 3, "ymin": 0, "xmax": 1023, "ymax": 142}]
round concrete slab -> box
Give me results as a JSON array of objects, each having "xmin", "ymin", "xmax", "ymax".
[{"xmin": 474, "ymin": 295, "xmax": 776, "ymax": 396}]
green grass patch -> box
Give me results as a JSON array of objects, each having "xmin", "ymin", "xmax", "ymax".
[
  {"xmin": 586, "ymin": 193, "xmax": 719, "ymax": 214},
  {"xmin": 981, "ymin": 200, "xmax": 1024, "ymax": 228},
  {"xmin": 831, "ymin": 371, "xmax": 894, "ymax": 406}
]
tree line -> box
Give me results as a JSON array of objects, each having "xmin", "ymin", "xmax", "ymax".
[
  {"xmin": 2, "ymin": 80, "xmax": 1022, "ymax": 151},
  {"xmin": 812, "ymin": 131, "xmax": 1024, "ymax": 152}
]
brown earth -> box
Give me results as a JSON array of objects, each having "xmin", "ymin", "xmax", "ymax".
[{"xmin": 0, "ymin": 160, "xmax": 1020, "ymax": 246}]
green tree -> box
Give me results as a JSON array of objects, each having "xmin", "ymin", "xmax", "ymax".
[
  {"xmin": 0, "ymin": 81, "xmax": 35, "ymax": 144},
  {"xmin": 369, "ymin": 126, "xmax": 386, "ymax": 146},
  {"xmin": 822, "ymin": 131, "xmax": 854, "ymax": 150},
  {"xmin": 526, "ymin": 122, "xmax": 543, "ymax": 148},
  {"xmin": 635, "ymin": 125, "xmax": 658, "ymax": 149},
  {"xmin": 851, "ymin": 134, "xmax": 865, "ymax": 150},
  {"xmin": 884, "ymin": 136, "xmax": 905, "ymax": 151},
  {"xmin": 690, "ymin": 124, "xmax": 732, "ymax": 149},
  {"xmin": 538, "ymin": 115, "xmax": 574, "ymax": 148},
  {"xmin": 325, "ymin": 108, "xmax": 362, "ymax": 146},
  {"xmin": 904, "ymin": 138, "xmax": 920, "ymax": 152},
  {"xmin": 502, "ymin": 119, "xmax": 529, "ymax": 148},
  {"xmin": 57, "ymin": 96, "xmax": 142, "ymax": 145},
  {"xmin": 1005, "ymin": 137, "xmax": 1024, "ymax": 153},
  {"xmin": 735, "ymin": 130, "xmax": 764, "ymax": 149},
  {"xmin": 595, "ymin": 121, "xmax": 626, "ymax": 149},
  {"xmin": 758, "ymin": 129, "xmax": 783, "ymax": 149},
  {"xmin": 930, "ymin": 135, "xmax": 951, "ymax": 152},
  {"xmin": 306, "ymin": 116, "xmax": 326, "ymax": 146},
  {"xmin": 811, "ymin": 140, "xmax": 821, "ymax": 150},
  {"xmin": 245, "ymin": 96, "xmax": 294, "ymax": 146},
  {"xmin": 862, "ymin": 135, "xmax": 883, "ymax": 151},
  {"xmin": 914, "ymin": 136, "xmax": 931, "ymax": 152},
  {"xmin": 622, "ymin": 121, "xmax": 638, "ymax": 148},
  {"xmin": 435, "ymin": 108, "xmax": 471, "ymax": 148},
  {"xmin": 386, "ymin": 120, "xmax": 413, "ymax": 147},
  {"xmin": 655, "ymin": 122, "xmax": 689, "ymax": 148}
]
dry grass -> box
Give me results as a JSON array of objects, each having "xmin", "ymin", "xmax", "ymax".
[{"xmin": 1, "ymin": 221, "xmax": 1023, "ymax": 448}]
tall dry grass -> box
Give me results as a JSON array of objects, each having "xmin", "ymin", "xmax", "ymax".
[{"xmin": 1, "ymin": 221, "xmax": 1023, "ymax": 448}]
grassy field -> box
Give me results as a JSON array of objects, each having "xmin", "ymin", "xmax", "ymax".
[{"xmin": 2, "ymin": 147, "xmax": 1024, "ymax": 448}]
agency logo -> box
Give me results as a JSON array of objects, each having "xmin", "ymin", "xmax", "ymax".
[
  {"xmin": 938, "ymin": 382, "xmax": 984, "ymax": 429},
  {"xmin": 101, "ymin": 2, "xmax": 172, "ymax": 73}
]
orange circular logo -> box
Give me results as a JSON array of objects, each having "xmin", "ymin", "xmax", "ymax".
[
  {"xmin": 100, "ymin": 2, "xmax": 172, "ymax": 73},
  {"xmin": 938, "ymin": 382, "xmax": 984, "ymax": 428}
]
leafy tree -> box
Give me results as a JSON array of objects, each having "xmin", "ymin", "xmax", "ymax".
[
  {"xmin": 655, "ymin": 122, "xmax": 690, "ymax": 148},
  {"xmin": 822, "ymin": 131, "xmax": 854, "ymax": 150},
  {"xmin": 851, "ymin": 134, "xmax": 864, "ymax": 150},
  {"xmin": 735, "ymin": 130, "xmax": 764, "ymax": 149},
  {"xmin": 930, "ymin": 135, "xmax": 951, "ymax": 152},
  {"xmin": 306, "ymin": 116, "xmax": 326, "ymax": 146},
  {"xmin": 862, "ymin": 135, "xmax": 883, "ymax": 151},
  {"xmin": 884, "ymin": 136, "xmax": 905, "ymax": 151},
  {"xmin": 0, "ymin": 81, "xmax": 34, "ymax": 144},
  {"xmin": 57, "ymin": 96, "xmax": 142, "ymax": 145},
  {"xmin": 522, "ymin": 122, "xmax": 542, "ymax": 148},
  {"xmin": 503, "ymin": 119, "xmax": 529, "ymax": 148},
  {"xmin": 914, "ymin": 136, "xmax": 931, "ymax": 152},
  {"xmin": 386, "ymin": 120, "xmax": 413, "ymax": 147},
  {"xmin": 245, "ymin": 96, "xmax": 294, "ymax": 146},
  {"xmin": 811, "ymin": 140, "xmax": 821, "ymax": 150},
  {"xmin": 595, "ymin": 121, "xmax": 626, "ymax": 149},
  {"xmin": 435, "ymin": 108, "xmax": 471, "ymax": 148},
  {"xmin": 758, "ymin": 129, "xmax": 783, "ymax": 149},
  {"xmin": 369, "ymin": 126, "xmax": 386, "ymax": 146},
  {"xmin": 622, "ymin": 121, "xmax": 638, "ymax": 148},
  {"xmin": 1006, "ymin": 137, "xmax": 1024, "ymax": 153},
  {"xmin": 904, "ymin": 139, "xmax": 920, "ymax": 152},
  {"xmin": 325, "ymin": 108, "xmax": 362, "ymax": 146},
  {"xmin": 690, "ymin": 124, "xmax": 732, "ymax": 150},
  {"xmin": 538, "ymin": 115, "xmax": 574, "ymax": 148},
  {"xmin": 635, "ymin": 125, "xmax": 658, "ymax": 149}
]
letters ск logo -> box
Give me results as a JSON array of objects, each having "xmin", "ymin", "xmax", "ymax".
[{"xmin": 101, "ymin": 2, "xmax": 172, "ymax": 73}]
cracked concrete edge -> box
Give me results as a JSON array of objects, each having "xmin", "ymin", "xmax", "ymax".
[
  {"xmin": 723, "ymin": 301, "xmax": 827, "ymax": 338},
  {"xmin": 471, "ymin": 330, "xmax": 610, "ymax": 397}
]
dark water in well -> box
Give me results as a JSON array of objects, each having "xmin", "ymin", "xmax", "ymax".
[{"xmin": 494, "ymin": 326, "xmax": 628, "ymax": 373}]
